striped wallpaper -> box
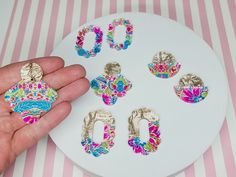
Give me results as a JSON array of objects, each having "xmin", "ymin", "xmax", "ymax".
[{"xmin": 0, "ymin": 0, "xmax": 235, "ymax": 177}]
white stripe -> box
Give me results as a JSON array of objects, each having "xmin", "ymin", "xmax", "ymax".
[
  {"xmin": 20, "ymin": 0, "xmax": 39, "ymax": 59},
  {"xmin": 131, "ymin": 0, "xmax": 139, "ymax": 12},
  {"xmin": 146, "ymin": 0, "xmax": 154, "ymax": 13},
  {"xmin": 204, "ymin": 0, "xmax": 225, "ymax": 67},
  {"xmin": 219, "ymin": 0, "xmax": 236, "ymax": 70},
  {"xmin": 87, "ymin": 0, "xmax": 96, "ymax": 22},
  {"xmin": 102, "ymin": 0, "xmax": 110, "ymax": 16},
  {"xmin": 117, "ymin": 0, "xmax": 125, "ymax": 13},
  {"xmin": 194, "ymin": 156, "xmax": 206, "ymax": 177},
  {"xmin": 72, "ymin": 166, "xmax": 84, "ymax": 177},
  {"xmin": 71, "ymin": 0, "xmax": 82, "ymax": 30},
  {"xmin": 1, "ymin": 0, "xmax": 25, "ymax": 66},
  {"xmin": 12, "ymin": 151, "xmax": 27, "ymax": 177},
  {"xmin": 36, "ymin": 0, "xmax": 53, "ymax": 56},
  {"xmin": 175, "ymin": 0, "xmax": 185, "ymax": 25},
  {"xmin": 53, "ymin": 0, "xmax": 67, "ymax": 48},
  {"xmin": 212, "ymin": 136, "xmax": 228, "ymax": 177},
  {"xmin": 160, "ymin": 0, "xmax": 169, "ymax": 17},
  {"xmin": 189, "ymin": 0, "xmax": 203, "ymax": 37},
  {"xmin": 32, "ymin": 137, "xmax": 48, "ymax": 177},
  {"xmin": 0, "ymin": 1, "xmax": 14, "ymax": 53},
  {"xmin": 52, "ymin": 148, "xmax": 65, "ymax": 177}
]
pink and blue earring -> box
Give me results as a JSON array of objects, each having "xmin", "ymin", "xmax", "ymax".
[
  {"xmin": 90, "ymin": 62, "xmax": 132, "ymax": 105},
  {"xmin": 4, "ymin": 63, "xmax": 58, "ymax": 124},
  {"xmin": 174, "ymin": 73, "xmax": 208, "ymax": 103},
  {"xmin": 148, "ymin": 51, "xmax": 181, "ymax": 79}
]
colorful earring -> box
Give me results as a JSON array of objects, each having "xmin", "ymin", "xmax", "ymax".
[
  {"xmin": 128, "ymin": 108, "xmax": 161, "ymax": 155},
  {"xmin": 4, "ymin": 63, "xmax": 58, "ymax": 124},
  {"xmin": 107, "ymin": 18, "xmax": 133, "ymax": 50},
  {"xmin": 81, "ymin": 109, "xmax": 116, "ymax": 157},
  {"xmin": 90, "ymin": 62, "xmax": 132, "ymax": 105},
  {"xmin": 75, "ymin": 25, "xmax": 103, "ymax": 58},
  {"xmin": 174, "ymin": 73, "xmax": 208, "ymax": 103},
  {"xmin": 148, "ymin": 51, "xmax": 181, "ymax": 79}
]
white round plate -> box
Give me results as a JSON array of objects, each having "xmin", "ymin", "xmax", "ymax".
[{"xmin": 50, "ymin": 13, "xmax": 228, "ymax": 177}]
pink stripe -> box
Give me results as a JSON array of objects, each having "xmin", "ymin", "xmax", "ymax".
[
  {"xmin": 220, "ymin": 120, "xmax": 236, "ymax": 177},
  {"xmin": 227, "ymin": 0, "xmax": 236, "ymax": 36},
  {"xmin": 153, "ymin": 0, "xmax": 161, "ymax": 15},
  {"xmin": 63, "ymin": 0, "xmax": 74, "ymax": 38},
  {"xmin": 197, "ymin": 0, "xmax": 212, "ymax": 46},
  {"xmin": 168, "ymin": 0, "xmax": 177, "ymax": 20},
  {"xmin": 0, "ymin": 0, "xmax": 18, "ymax": 66},
  {"xmin": 184, "ymin": 164, "xmax": 195, "ymax": 177},
  {"xmin": 42, "ymin": 138, "xmax": 57, "ymax": 177},
  {"xmin": 110, "ymin": 0, "xmax": 117, "ymax": 14},
  {"xmin": 83, "ymin": 173, "xmax": 91, "ymax": 177},
  {"xmin": 212, "ymin": 0, "xmax": 236, "ymax": 116},
  {"xmin": 44, "ymin": 0, "xmax": 60, "ymax": 56},
  {"xmin": 124, "ymin": 0, "xmax": 131, "ymax": 12},
  {"xmin": 28, "ymin": 0, "xmax": 46, "ymax": 59},
  {"xmin": 203, "ymin": 148, "xmax": 217, "ymax": 177},
  {"xmin": 183, "ymin": 0, "xmax": 193, "ymax": 29},
  {"xmin": 62, "ymin": 156, "xmax": 73, "ymax": 177},
  {"xmin": 3, "ymin": 163, "xmax": 15, "ymax": 177},
  {"xmin": 22, "ymin": 145, "xmax": 37, "ymax": 177},
  {"xmin": 95, "ymin": 0, "xmax": 103, "ymax": 18},
  {"xmin": 79, "ymin": 0, "xmax": 88, "ymax": 25},
  {"xmin": 11, "ymin": 0, "xmax": 32, "ymax": 63},
  {"xmin": 139, "ymin": 0, "xmax": 146, "ymax": 12}
]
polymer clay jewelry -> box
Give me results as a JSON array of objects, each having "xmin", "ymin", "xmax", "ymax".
[
  {"xmin": 75, "ymin": 25, "xmax": 103, "ymax": 58},
  {"xmin": 174, "ymin": 73, "xmax": 208, "ymax": 103},
  {"xmin": 148, "ymin": 51, "xmax": 181, "ymax": 79},
  {"xmin": 4, "ymin": 63, "xmax": 58, "ymax": 124},
  {"xmin": 81, "ymin": 109, "xmax": 115, "ymax": 157},
  {"xmin": 90, "ymin": 62, "xmax": 132, "ymax": 105},
  {"xmin": 107, "ymin": 18, "xmax": 133, "ymax": 50},
  {"xmin": 128, "ymin": 108, "xmax": 161, "ymax": 155}
]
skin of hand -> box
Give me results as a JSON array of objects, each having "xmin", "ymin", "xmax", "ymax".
[{"xmin": 0, "ymin": 57, "xmax": 89, "ymax": 173}]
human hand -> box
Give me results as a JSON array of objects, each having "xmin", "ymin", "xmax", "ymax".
[{"xmin": 0, "ymin": 57, "xmax": 89, "ymax": 173}]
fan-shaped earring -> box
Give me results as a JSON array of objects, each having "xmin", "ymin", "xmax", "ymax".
[
  {"xmin": 174, "ymin": 73, "xmax": 208, "ymax": 103},
  {"xmin": 148, "ymin": 51, "xmax": 181, "ymax": 79}
]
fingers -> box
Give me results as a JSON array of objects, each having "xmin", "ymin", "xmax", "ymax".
[
  {"xmin": 12, "ymin": 102, "xmax": 71, "ymax": 155},
  {"xmin": 53, "ymin": 78, "xmax": 90, "ymax": 106},
  {"xmin": 0, "ymin": 56, "xmax": 64, "ymax": 94},
  {"xmin": 43, "ymin": 64, "xmax": 86, "ymax": 90}
]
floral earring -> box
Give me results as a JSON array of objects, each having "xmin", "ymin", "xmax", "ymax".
[
  {"xmin": 148, "ymin": 51, "xmax": 181, "ymax": 79},
  {"xmin": 174, "ymin": 73, "xmax": 208, "ymax": 103},
  {"xmin": 90, "ymin": 62, "xmax": 132, "ymax": 105},
  {"xmin": 128, "ymin": 108, "xmax": 161, "ymax": 155},
  {"xmin": 81, "ymin": 109, "xmax": 115, "ymax": 157},
  {"xmin": 4, "ymin": 63, "xmax": 58, "ymax": 124}
]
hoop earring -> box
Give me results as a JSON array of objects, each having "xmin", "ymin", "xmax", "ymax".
[
  {"xmin": 128, "ymin": 108, "xmax": 161, "ymax": 155},
  {"xmin": 75, "ymin": 25, "xmax": 103, "ymax": 58},
  {"xmin": 107, "ymin": 18, "xmax": 133, "ymax": 50},
  {"xmin": 81, "ymin": 110, "xmax": 116, "ymax": 157}
]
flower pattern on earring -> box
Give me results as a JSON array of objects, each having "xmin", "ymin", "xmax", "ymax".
[
  {"xmin": 81, "ymin": 110, "xmax": 115, "ymax": 157},
  {"xmin": 148, "ymin": 51, "xmax": 181, "ymax": 79},
  {"xmin": 75, "ymin": 25, "xmax": 103, "ymax": 58},
  {"xmin": 90, "ymin": 62, "xmax": 132, "ymax": 105},
  {"xmin": 4, "ymin": 63, "xmax": 58, "ymax": 124},
  {"xmin": 107, "ymin": 18, "xmax": 133, "ymax": 50},
  {"xmin": 174, "ymin": 73, "xmax": 208, "ymax": 103},
  {"xmin": 128, "ymin": 108, "xmax": 161, "ymax": 155}
]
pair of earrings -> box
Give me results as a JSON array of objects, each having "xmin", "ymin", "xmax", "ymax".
[
  {"xmin": 75, "ymin": 18, "xmax": 133, "ymax": 58},
  {"xmin": 148, "ymin": 51, "xmax": 208, "ymax": 103},
  {"xmin": 4, "ymin": 63, "xmax": 58, "ymax": 124},
  {"xmin": 81, "ymin": 108, "xmax": 161, "ymax": 157}
]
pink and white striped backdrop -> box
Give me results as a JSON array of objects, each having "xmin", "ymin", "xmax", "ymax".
[{"xmin": 0, "ymin": 0, "xmax": 235, "ymax": 177}]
